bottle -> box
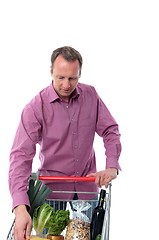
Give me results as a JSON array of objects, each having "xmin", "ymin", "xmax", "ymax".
[{"xmin": 90, "ymin": 189, "xmax": 106, "ymax": 240}]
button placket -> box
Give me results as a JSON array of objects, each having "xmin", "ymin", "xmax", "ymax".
[{"xmin": 71, "ymin": 117, "xmax": 80, "ymax": 176}]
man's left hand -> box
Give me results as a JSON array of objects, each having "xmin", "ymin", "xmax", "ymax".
[{"xmin": 87, "ymin": 168, "xmax": 118, "ymax": 188}]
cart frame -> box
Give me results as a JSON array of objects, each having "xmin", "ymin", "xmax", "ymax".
[{"xmin": 7, "ymin": 176, "xmax": 112, "ymax": 240}]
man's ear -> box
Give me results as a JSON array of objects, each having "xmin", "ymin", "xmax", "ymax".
[{"xmin": 50, "ymin": 68, "xmax": 53, "ymax": 76}]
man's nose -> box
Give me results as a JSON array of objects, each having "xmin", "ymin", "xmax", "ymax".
[{"xmin": 63, "ymin": 79, "xmax": 70, "ymax": 89}]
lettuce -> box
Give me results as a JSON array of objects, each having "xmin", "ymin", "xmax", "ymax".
[
  {"xmin": 47, "ymin": 209, "xmax": 70, "ymax": 236},
  {"xmin": 33, "ymin": 203, "xmax": 70, "ymax": 236},
  {"xmin": 33, "ymin": 203, "xmax": 54, "ymax": 236}
]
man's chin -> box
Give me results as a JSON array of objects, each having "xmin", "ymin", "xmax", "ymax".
[
  {"xmin": 60, "ymin": 91, "xmax": 71, "ymax": 97},
  {"xmin": 59, "ymin": 92, "xmax": 71, "ymax": 101}
]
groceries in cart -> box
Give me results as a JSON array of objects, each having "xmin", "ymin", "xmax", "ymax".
[
  {"xmin": 65, "ymin": 201, "xmax": 92, "ymax": 240},
  {"xmin": 33, "ymin": 203, "xmax": 70, "ymax": 236},
  {"xmin": 7, "ymin": 176, "xmax": 111, "ymax": 240},
  {"xmin": 90, "ymin": 189, "xmax": 106, "ymax": 240}
]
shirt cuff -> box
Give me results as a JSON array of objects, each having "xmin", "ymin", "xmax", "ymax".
[
  {"xmin": 12, "ymin": 191, "xmax": 30, "ymax": 211},
  {"xmin": 106, "ymin": 157, "xmax": 122, "ymax": 171}
]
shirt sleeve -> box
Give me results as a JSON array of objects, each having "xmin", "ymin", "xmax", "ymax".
[
  {"xmin": 9, "ymin": 103, "xmax": 42, "ymax": 210},
  {"xmin": 95, "ymin": 96, "xmax": 122, "ymax": 171}
]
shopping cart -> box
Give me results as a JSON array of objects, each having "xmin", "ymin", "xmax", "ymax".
[{"xmin": 7, "ymin": 176, "xmax": 111, "ymax": 240}]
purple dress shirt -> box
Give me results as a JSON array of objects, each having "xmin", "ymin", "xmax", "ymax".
[{"xmin": 9, "ymin": 82, "xmax": 121, "ymax": 209}]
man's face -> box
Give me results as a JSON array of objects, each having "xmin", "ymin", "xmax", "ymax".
[{"xmin": 51, "ymin": 55, "xmax": 80, "ymax": 102}]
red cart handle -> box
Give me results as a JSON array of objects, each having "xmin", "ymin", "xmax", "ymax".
[{"xmin": 39, "ymin": 176, "xmax": 95, "ymax": 182}]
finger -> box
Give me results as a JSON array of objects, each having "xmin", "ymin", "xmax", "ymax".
[
  {"xmin": 95, "ymin": 174, "xmax": 101, "ymax": 187},
  {"xmin": 26, "ymin": 235, "xmax": 31, "ymax": 240},
  {"xmin": 102, "ymin": 176, "xmax": 110, "ymax": 188},
  {"xmin": 105, "ymin": 182, "xmax": 109, "ymax": 188},
  {"xmin": 14, "ymin": 226, "xmax": 18, "ymax": 240},
  {"xmin": 14, "ymin": 226, "xmax": 25, "ymax": 240},
  {"xmin": 86, "ymin": 172, "xmax": 96, "ymax": 177},
  {"xmin": 25, "ymin": 222, "xmax": 32, "ymax": 240}
]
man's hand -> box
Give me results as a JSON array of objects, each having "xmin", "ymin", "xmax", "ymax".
[
  {"xmin": 87, "ymin": 168, "xmax": 118, "ymax": 188},
  {"xmin": 14, "ymin": 205, "xmax": 32, "ymax": 240}
]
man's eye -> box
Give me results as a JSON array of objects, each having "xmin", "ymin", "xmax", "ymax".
[{"xmin": 69, "ymin": 77, "xmax": 77, "ymax": 80}]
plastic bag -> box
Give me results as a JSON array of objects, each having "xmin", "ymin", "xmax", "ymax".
[{"xmin": 65, "ymin": 201, "xmax": 92, "ymax": 240}]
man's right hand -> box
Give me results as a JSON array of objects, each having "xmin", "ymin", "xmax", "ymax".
[{"xmin": 14, "ymin": 205, "xmax": 32, "ymax": 240}]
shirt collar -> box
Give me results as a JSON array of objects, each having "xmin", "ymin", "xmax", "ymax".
[{"xmin": 48, "ymin": 82, "xmax": 80, "ymax": 103}]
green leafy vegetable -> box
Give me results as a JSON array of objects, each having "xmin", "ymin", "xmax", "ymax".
[
  {"xmin": 33, "ymin": 203, "xmax": 70, "ymax": 236},
  {"xmin": 47, "ymin": 209, "xmax": 70, "ymax": 236},
  {"xmin": 33, "ymin": 203, "xmax": 53, "ymax": 236},
  {"xmin": 27, "ymin": 174, "xmax": 52, "ymax": 218},
  {"xmin": 95, "ymin": 234, "xmax": 101, "ymax": 240}
]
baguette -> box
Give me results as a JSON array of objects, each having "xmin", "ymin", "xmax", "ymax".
[{"xmin": 30, "ymin": 235, "xmax": 48, "ymax": 240}]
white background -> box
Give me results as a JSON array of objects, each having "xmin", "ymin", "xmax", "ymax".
[{"xmin": 0, "ymin": 0, "xmax": 159, "ymax": 239}]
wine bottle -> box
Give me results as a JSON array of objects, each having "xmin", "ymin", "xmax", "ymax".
[{"xmin": 90, "ymin": 189, "xmax": 106, "ymax": 240}]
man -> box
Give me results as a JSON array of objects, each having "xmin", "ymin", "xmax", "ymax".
[{"xmin": 9, "ymin": 46, "xmax": 122, "ymax": 240}]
